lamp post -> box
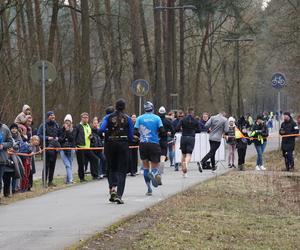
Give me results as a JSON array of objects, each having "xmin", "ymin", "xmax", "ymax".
[
  {"xmin": 224, "ymin": 37, "xmax": 254, "ymax": 117},
  {"xmin": 154, "ymin": 4, "xmax": 197, "ymax": 109}
]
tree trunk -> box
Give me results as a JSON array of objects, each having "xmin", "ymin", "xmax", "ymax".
[
  {"xmin": 34, "ymin": 0, "xmax": 46, "ymax": 59},
  {"xmin": 47, "ymin": 0, "xmax": 59, "ymax": 62},
  {"xmin": 153, "ymin": 0, "xmax": 163, "ymax": 108},
  {"xmin": 179, "ymin": 1, "xmax": 185, "ymax": 109},
  {"xmin": 127, "ymin": 0, "xmax": 145, "ymax": 113}
]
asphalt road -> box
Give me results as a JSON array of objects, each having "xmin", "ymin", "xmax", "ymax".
[{"xmin": 0, "ymin": 133, "xmax": 279, "ymax": 250}]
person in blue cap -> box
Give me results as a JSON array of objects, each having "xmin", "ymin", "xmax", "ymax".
[{"xmin": 134, "ymin": 101, "xmax": 164, "ymax": 196}]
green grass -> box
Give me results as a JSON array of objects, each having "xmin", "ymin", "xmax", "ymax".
[{"xmin": 74, "ymin": 144, "xmax": 300, "ymax": 250}]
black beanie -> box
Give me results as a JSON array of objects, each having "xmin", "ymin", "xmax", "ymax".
[
  {"xmin": 10, "ymin": 123, "xmax": 19, "ymax": 130},
  {"xmin": 283, "ymin": 112, "xmax": 291, "ymax": 117},
  {"xmin": 115, "ymin": 99, "xmax": 126, "ymax": 111}
]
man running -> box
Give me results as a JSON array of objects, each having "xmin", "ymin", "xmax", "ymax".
[
  {"xmin": 176, "ymin": 107, "xmax": 200, "ymax": 177},
  {"xmin": 158, "ymin": 106, "xmax": 174, "ymax": 174},
  {"xmin": 135, "ymin": 102, "xmax": 164, "ymax": 196},
  {"xmin": 200, "ymin": 111, "xmax": 228, "ymax": 172},
  {"xmin": 100, "ymin": 99, "xmax": 133, "ymax": 204}
]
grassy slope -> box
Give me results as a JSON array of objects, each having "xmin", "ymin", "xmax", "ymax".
[{"xmin": 75, "ymin": 143, "xmax": 300, "ymax": 250}]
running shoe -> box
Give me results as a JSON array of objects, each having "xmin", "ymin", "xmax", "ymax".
[
  {"xmin": 148, "ymin": 172, "xmax": 158, "ymax": 187},
  {"xmin": 156, "ymin": 174, "xmax": 162, "ymax": 186},
  {"xmin": 114, "ymin": 196, "xmax": 124, "ymax": 204},
  {"xmin": 109, "ymin": 191, "xmax": 117, "ymax": 202}
]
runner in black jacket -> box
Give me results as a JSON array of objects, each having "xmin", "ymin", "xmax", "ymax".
[{"xmin": 176, "ymin": 107, "xmax": 200, "ymax": 177}]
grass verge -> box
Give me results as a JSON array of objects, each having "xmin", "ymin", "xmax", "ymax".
[{"xmin": 72, "ymin": 146, "xmax": 300, "ymax": 250}]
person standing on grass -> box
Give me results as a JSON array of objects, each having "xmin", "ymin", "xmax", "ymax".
[
  {"xmin": 225, "ymin": 117, "xmax": 237, "ymax": 168},
  {"xmin": 0, "ymin": 122, "xmax": 13, "ymax": 200},
  {"xmin": 100, "ymin": 99, "xmax": 133, "ymax": 204},
  {"xmin": 38, "ymin": 111, "xmax": 60, "ymax": 187},
  {"xmin": 250, "ymin": 115, "xmax": 269, "ymax": 171},
  {"xmin": 176, "ymin": 107, "xmax": 200, "ymax": 177},
  {"xmin": 75, "ymin": 113, "xmax": 99, "ymax": 182},
  {"xmin": 200, "ymin": 112, "xmax": 229, "ymax": 172},
  {"xmin": 279, "ymin": 112, "xmax": 299, "ymax": 171},
  {"xmin": 59, "ymin": 114, "xmax": 76, "ymax": 184},
  {"xmin": 135, "ymin": 101, "xmax": 164, "ymax": 196},
  {"xmin": 236, "ymin": 126, "xmax": 251, "ymax": 171}
]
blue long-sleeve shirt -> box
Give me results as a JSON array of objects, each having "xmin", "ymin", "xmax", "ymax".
[{"xmin": 99, "ymin": 113, "xmax": 134, "ymax": 142}]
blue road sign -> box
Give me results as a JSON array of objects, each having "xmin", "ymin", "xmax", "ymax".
[
  {"xmin": 131, "ymin": 79, "xmax": 150, "ymax": 97},
  {"xmin": 272, "ymin": 72, "xmax": 286, "ymax": 89}
]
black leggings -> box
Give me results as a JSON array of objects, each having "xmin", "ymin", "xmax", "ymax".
[
  {"xmin": 105, "ymin": 141, "xmax": 129, "ymax": 198},
  {"xmin": 237, "ymin": 148, "xmax": 247, "ymax": 165},
  {"xmin": 201, "ymin": 140, "xmax": 221, "ymax": 167}
]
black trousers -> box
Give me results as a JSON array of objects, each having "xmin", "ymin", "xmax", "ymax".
[
  {"xmin": 237, "ymin": 148, "xmax": 247, "ymax": 165},
  {"xmin": 3, "ymin": 171, "xmax": 14, "ymax": 197},
  {"xmin": 76, "ymin": 150, "xmax": 99, "ymax": 180},
  {"xmin": 105, "ymin": 141, "xmax": 129, "ymax": 198},
  {"xmin": 44, "ymin": 150, "xmax": 57, "ymax": 183},
  {"xmin": 201, "ymin": 140, "xmax": 221, "ymax": 167},
  {"xmin": 282, "ymin": 150, "xmax": 294, "ymax": 170},
  {"xmin": 128, "ymin": 148, "xmax": 138, "ymax": 174}
]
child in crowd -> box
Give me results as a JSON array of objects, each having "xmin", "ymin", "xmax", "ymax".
[{"xmin": 226, "ymin": 117, "xmax": 237, "ymax": 168}]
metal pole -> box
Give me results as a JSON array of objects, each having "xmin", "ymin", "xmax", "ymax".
[
  {"xmin": 42, "ymin": 61, "xmax": 47, "ymax": 188},
  {"xmin": 236, "ymin": 40, "xmax": 241, "ymax": 118},
  {"xmin": 278, "ymin": 90, "xmax": 281, "ymax": 148},
  {"xmin": 139, "ymin": 96, "xmax": 142, "ymax": 116}
]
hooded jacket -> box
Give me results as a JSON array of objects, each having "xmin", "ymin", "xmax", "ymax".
[
  {"xmin": 0, "ymin": 123, "xmax": 13, "ymax": 165},
  {"xmin": 279, "ymin": 116, "xmax": 299, "ymax": 151},
  {"xmin": 15, "ymin": 105, "xmax": 31, "ymax": 125}
]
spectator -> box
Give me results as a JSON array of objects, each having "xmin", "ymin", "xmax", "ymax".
[
  {"xmin": 0, "ymin": 122, "xmax": 13, "ymax": 199},
  {"xmin": 59, "ymin": 114, "xmax": 76, "ymax": 184},
  {"xmin": 14, "ymin": 104, "xmax": 31, "ymax": 125},
  {"xmin": 75, "ymin": 112, "xmax": 99, "ymax": 182},
  {"xmin": 236, "ymin": 126, "xmax": 251, "ymax": 171},
  {"xmin": 38, "ymin": 111, "xmax": 60, "ymax": 187},
  {"xmin": 250, "ymin": 115, "xmax": 269, "ymax": 171},
  {"xmin": 199, "ymin": 112, "xmax": 210, "ymax": 133},
  {"xmin": 225, "ymin": 117, "xmax": 237, "ymax": 168},
  {"xmin": 279, "ymin": 112, "xmax": 299, "ymax": 171}
]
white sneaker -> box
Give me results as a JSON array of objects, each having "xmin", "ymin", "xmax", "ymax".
[
  {"xmin": 255, "ymin": 165, "xmax": 261, "ymax": 171},
  {"xmin": 260, "ymin": 165, "xmax": 266, "ymax": 171},
  {"xmin": 183, "ymin": 173, "xmax": 188, "ymax": 178}
]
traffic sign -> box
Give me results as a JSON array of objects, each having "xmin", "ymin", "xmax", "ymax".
[
  {"xmin": 271, "ymin": 72, "xmax": 286, "ymax": 89},
  {"xmin": 131, "ymin": 79, "xmax": 150, "ymax": 97},
  {"xmin": 30, "ymin": 60, "xmax": 57, "ymax": 84}
]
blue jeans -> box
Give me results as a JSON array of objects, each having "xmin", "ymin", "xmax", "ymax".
[
  {"xmin": 168, "ymin": 143, "xmax": 175, "ymax": 166},
  {"xmin": 60, "ymin": 150, "xmax": 75, "ymax": 183},
  {"xmin": 255, "ymin": 142, "xmax": 267, "ymax": 166}
]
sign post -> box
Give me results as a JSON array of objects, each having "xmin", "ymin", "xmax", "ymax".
[
  {"xmin": 271, "ymin": 72, "xmax": 286, "ymax": 148},
  {"xmin": 131, "ymin": 79, "xmax": 150, "ymax": 115},
  {"xmin": 31, "ymin": 60, "xmax": 57, "ymax": 187}
]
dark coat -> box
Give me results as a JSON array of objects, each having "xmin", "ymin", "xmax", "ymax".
[
  {"xmin": 159, "ymin": 115, "xmax": 174, "ymax": 141},
  {"xmin": 280, "ymin": 119, "xmax": 299, "ymax": 151},
  {"xmin": 251, "ymin": 123, "xmax": 269, "ymax": 146},
  {"xmin": 75, "ymin": 123, "xmax": 89, "ymax": 146},
  {"xmin": 58, "ymin": 127, "xmax": 76, "ymax": 148}
]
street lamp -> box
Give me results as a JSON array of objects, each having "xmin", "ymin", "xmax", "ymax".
[{"xmin": 223, "ymin": 37, "xmax": 254, "ymax": 117}]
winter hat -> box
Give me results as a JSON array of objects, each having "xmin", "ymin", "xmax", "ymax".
[
  {"xmin": 47, "ymin": 111, "xmax": 55, "ymax": 118},
  {"xmin": 256, "ymin": 115, "xmax": 263, "ymax": 120},
  {"xmin": 64, "ymin": 114, "xmax": 73, "ymax": 123},
  {"xmin": 105, "ymin": 106, "xmax": 115, "ymax": 115},
  {"xmin": 115, "ymin": 99, "xmax": 126, "ymax": 111},
  {"xmin": 283, "ymin": 112, "xmax": 291, "ymax": 117},
  {"xmin": 228, "ymin": 117, "xmax": 236, "ymax": 123},
  {"xmin": 10, "ymin": 123, "xmax": 19, "ymax": 130},
  {"xmin": 144, "ymin": 101, "xmax": 154, "ymax": 113},
  {"xmin": 159, "ymin": 106, "xmax": 166, "ymax": 114}
]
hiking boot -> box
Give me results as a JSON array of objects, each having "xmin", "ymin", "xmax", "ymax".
[
  {"xmin": 148, "ymin": 172, "xmax": 158, "ymax": 188},
  {"xmin": 109, "ymin": 191, "xmax": 117, "ymax": 202},
  {"xmin": 114, "ymin": 196, "xmax": 124, "ymax": 204},
  {"xmin": 238, "ymin": 164, "xmax": 244, "ymax": 171}
]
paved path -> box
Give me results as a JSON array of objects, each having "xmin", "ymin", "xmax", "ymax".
[{"xmin": 0, "ymin": 135, "xmax": 279, "ymax": 250}]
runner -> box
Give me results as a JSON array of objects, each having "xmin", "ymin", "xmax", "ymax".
[
  {"xmin": 175, "ymin": 107, "xmax": 200, "ymax": 177},
  {"xmin": 100, "ymin": 99, "xmax": 133, "ymax": 204},
  {"xmin": 158, "ymin": 106, "xmax": 174, "ymax": 174},
  {"xmin": 134, "ymin": 101, "xmax": 164, "ymax": 196}
]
